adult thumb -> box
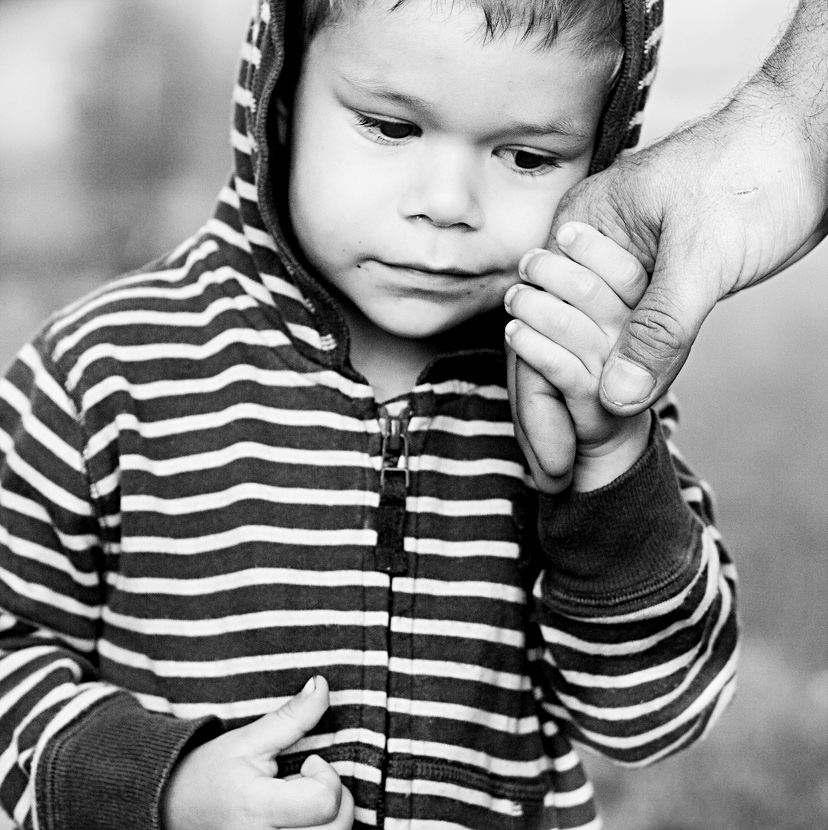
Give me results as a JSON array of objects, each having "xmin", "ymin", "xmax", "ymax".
[
  {"xmin": 243, "ymin": 674, "xmax": 331, "ymax": 758},
  {"xmin": 599, "ymin": 261, "xmax": 718, "ymax": 415}
]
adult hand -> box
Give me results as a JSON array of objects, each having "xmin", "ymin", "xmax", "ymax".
[
  {"xmin": 162, "ymin": 675, "xmax": 354, "ymax": 830},
  {"xmin": 535, "ymin": 0, "xmax": 828, "ymax": 415}
]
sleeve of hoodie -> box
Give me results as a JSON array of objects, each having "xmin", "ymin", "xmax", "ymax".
[
  {"xmin": 0, "ymin": 337, "xmax": 223, "ymax": 830},
  {"xmin": 532, "ymin": 395, "xmax": 739, "ymax": 766}
]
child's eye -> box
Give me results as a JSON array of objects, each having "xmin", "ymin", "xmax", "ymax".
[
  {"xmin": 499, "ymin": 148, "xmax": 562, "ymax": 175},
  {"xmin": 355, "ymin": 113, "xmax": 420, "ymax": 144}
]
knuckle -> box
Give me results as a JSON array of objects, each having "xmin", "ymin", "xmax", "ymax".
[
  {"xmin": 626, "ymin": 306, "xmax": 686, "ymax": 357},
  {"xmin": 617, "ymin": 257, "xmax": 646, "ymax": 289},
  {"xmin": 577, "ymin": 273, "xmax": 603, "ymax": 305},
  {"xmin": 550, "ymin": 308, "xmax": 573, "ymax": 337},
  {"xmin": 536, "ymin": 445, "xmax": 573, "ymax": 480},
  {"xmin": 537, "ymin": 351, "xmax": 561, "ymax": 379},
  {"xmin": 314, "ymin": 785, "xmax": 341, "ymax": 822}
]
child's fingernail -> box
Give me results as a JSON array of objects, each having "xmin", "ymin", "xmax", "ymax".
[
  {"xmin": 503, "ymin": 284, "xmax": 521, "ymax": 311},
  {"xmin": 518, "ymin": 248, "xmax": 547, "ymax": 280},
  {"xmin": 504, "ymin": 319, "xmax": 520, "ymax": 343},
  {"xmin": 602, "ymin": 357, "xmax": 655, "ymax": 405},
  {"xmin": 556, "ymin": 224, "xmax": 577, "ymax": 247},
  {"xmin": 298, "ymin": 675, "xmax": 317, "ymax": 699}
]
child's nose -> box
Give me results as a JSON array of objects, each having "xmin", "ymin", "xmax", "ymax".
[{"xmin": 401, "ymin": 145, "xmax": 484, "ymax": 230}]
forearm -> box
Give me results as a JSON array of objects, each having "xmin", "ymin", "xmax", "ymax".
[
  {"xmin": 727, "ymin": 0, "xmax": 828, "ymax": 228},
  {"xmin": 758, "ymin": 0, "xmax": 828, "ymax": 129},
  {"xmin": 533, "ymin": 406, "xmax": 739, "ymax": 764}
]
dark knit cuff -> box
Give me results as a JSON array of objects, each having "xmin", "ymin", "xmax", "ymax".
[
  {"xmin": 35, "ymin": 692, "xmax": 224, "ymax": 830},
  {"xmin": 537, "ymin": 417, "xmax": 701, "ymax": 615}
]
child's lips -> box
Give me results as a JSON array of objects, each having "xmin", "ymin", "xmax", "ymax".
[{"xmin": 380, "ymin": 261, "xmax": 504, "ymax": 279}]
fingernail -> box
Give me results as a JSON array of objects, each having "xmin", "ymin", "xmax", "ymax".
[
  {"xmin": 503, "ymin": 284, "xmax": 522, "ymax": 312},
  {"xmin": 518, "ymin": 248, "xmax": 547, "ymax": 280},
  {"xmin": 556, "ymin": 224, "xmax": 577, "ymax": 247},
  {"xmin": 298, "ymin": 675, "xmax": 316, "ymax": 699},
  {"xmin": 602, "ymin": 357, "xmax": 655, "ymax": 405},
  {"xmin": 504, "ymin": 319, "xmax": 520, "ymax": 343}
]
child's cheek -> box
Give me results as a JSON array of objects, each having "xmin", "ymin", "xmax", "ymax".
[{"xmin": 492, "ymin": 188, "xmax": 563, "ymax": 259}]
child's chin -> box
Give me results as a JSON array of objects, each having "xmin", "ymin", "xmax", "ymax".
[{"xmin": 378, "ymin": 313, "xmax": 466, "ymax": 342}]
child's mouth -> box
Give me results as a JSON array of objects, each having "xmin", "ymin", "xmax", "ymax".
[{"xmin": 380, "ymin": 261, "xmax": 502, "ymax": 279}]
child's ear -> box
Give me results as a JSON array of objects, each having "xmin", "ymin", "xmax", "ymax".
[{"xmin": 275, "ymin": 96, "xmax": 290, "ymax": 146}]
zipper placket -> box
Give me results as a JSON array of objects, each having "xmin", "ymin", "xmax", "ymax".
[
  {"xmin": 375, "ymin": 406, "xmax": 411, "ymax": 829},
  {"xmin": 374, "ymin": 406, "xmax": 410, "ymax": 576}
]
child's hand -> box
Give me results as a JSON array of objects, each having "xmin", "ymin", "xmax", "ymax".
[
  {"xmin": 162, "ymin": 675, "xmax": 354, "ymax": 830},
  {"xmin": 504, "ymin": 222, "xmax": 652, "ymax": 493}
]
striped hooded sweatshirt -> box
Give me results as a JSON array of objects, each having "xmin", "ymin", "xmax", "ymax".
[{"xmin": 0, "ymin": 1, "xmax": 738, "ymax": 829}]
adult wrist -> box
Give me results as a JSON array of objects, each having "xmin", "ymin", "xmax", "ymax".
[{"xmin": 752, "ymin": 0, "xmax": 828, "ymax": 165}]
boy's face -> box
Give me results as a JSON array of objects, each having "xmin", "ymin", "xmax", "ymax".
[{"xmin": 286, "ymin": 0, "xmax": 612, "ymax": 341}]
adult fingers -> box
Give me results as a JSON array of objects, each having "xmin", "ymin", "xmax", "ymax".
[{"xmin": 599, "ymin": 258, "xmax": 717, "ymax": 414}]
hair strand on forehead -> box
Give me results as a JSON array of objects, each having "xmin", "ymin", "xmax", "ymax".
[{"xmin": 299, "ymin": 0, "xmax": 623, "ymax": 57}]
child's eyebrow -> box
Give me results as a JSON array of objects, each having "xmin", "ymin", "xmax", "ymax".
[
  {"xmin": 340, "ymin": 72, "xmax": 590, "ymax": 140},
  {"xmin": 494, "ymin": 118, "xmax": 591, "ymax": 140},
  {"xmin": 340, "ymin": 71, "xmax": 432, "ymax": 111}
]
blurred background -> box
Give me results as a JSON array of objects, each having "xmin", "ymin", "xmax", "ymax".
[{"xmin": 0, "ymin": 0, "xmax": 825, "ymax": 828}]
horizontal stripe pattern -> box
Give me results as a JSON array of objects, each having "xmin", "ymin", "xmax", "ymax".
[
  {"xmin": 0, "ymin": 3, "xmax": 727, "ymax": 829},
  {"xmin": 0, "ymin": 228, "xmax": 738, "ymax": 829}
]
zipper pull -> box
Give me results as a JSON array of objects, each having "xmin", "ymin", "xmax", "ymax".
[
  {"xmin": 380, "ymin": 408, "xmax": 410, "ymax": 487},
  {"xmin": 375, "ymin": 407, "xmax": 410, "ymax": 576}
]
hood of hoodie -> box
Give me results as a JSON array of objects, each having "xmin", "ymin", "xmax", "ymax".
[{"xmin": 218, "ymin": 0, "xmax": 662, "ymax": 373}]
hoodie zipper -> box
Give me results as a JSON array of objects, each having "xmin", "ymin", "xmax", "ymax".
[
  {"xmin": 374, "ymin": 406, "xmax": 410, "ymax": 576},
  {"xmin": 375, "ymin": 406, "xmax": 410, "ymax": 829}
]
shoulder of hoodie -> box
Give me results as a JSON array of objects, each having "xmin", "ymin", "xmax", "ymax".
[{"xmin": 28, "ymin": 229, "xmax": 295, "ymax": 386}]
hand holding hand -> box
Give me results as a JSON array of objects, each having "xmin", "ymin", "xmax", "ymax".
[
  {"xmin": 162, "ymin": 675, "xmax": 354, "ymax": 830},
  {"xmin": 505, "ymin": 223, "xmax": 651, "ymax": 494},
  {"xmin": 544, "ymin": 0, "xmax": 828, "ymax": 414}
]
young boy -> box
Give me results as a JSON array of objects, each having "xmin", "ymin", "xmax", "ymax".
[{"xmin": 0, "ymin": 2, "xmax": 738, "ymax": 829}]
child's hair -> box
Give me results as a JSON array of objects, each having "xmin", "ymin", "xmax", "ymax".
[
  {"xmin": 277, "ymin": 0, "xmax": 624, "ymax": 116},
  {"xmin": 297, "ymin": 0, "xmax": 623, "ymax": 61}
]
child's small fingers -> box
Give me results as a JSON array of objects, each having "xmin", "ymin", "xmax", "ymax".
[
  {"xmin": 516, "ymin": 255, "xmax": 630, "ymax": 340},
  {"xmin": 504, "ymin": 284, "xmax": 607, "ymax": 376},
  {"xmin": 505, "ymin": 320, "xmax": 596, "ymax": 403},
  {"xmin": 257, "ymin": 754, "xmax": 349, "ymax": 828},
  {"xmin": 509, "ymin": 354, "xmax": 575, "ymax": 493},
  {"xmin": 315, "ymin": 782, "xmax": 355, "ymax": 830},
  {"xmin": 553, "ymin": 222, "xmax": 649, "ymax": 307}
]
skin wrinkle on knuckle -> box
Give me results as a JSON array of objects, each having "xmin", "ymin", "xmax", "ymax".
[
  {"xmin": 626, "ymin": 306, "xmax": 686, "ymax": 358},
  {"xmin": 577, "ymin": 272, "xmax": 603, "ymax": 305},
  {"xmin": 551, "ymin": 308, "xmax": 573, "ymax": 338},
  {"xmin": 538, "ymin": 354, "xmax": 561, "ymax": 379}
]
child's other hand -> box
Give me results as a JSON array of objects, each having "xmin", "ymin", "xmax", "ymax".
[
  {"xmin": 162, "ymin": 675, "xmax": 354, "ymax": 830},
  {"xmin": 505, "ymin": 223, "xmax": 652, "ymax": 493}
]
